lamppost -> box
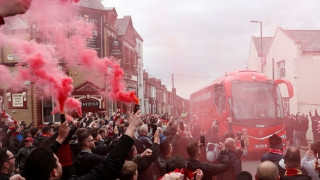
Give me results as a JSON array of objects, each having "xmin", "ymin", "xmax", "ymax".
[{"xmin": 250, "ymin": 20, "xmax": 263, "ymax": 73}]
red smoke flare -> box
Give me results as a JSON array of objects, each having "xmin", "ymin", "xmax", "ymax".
[
  {"xmin": 65, "ymin": 98, "xmax": 82, "ymax": 117},
  {"xmin": 110, "ymin": 63, "xmax": 139, "ymax": 104},
  {"xmin": 0, "ymin": 0, "xmax": 138, "ymax": 119},
  {"xmin": 58, "ymin": 77, "xmax": 74, "ymax": 113},
  {"xmin": 60, "ymin": 0, "xmax": 80, "ymax": 3}
]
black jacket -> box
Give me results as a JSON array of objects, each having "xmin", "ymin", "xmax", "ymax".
[
  {"xmin": 0, "ymin": 173, "xmax": 10, "ymax": 180},
  {"xmin": 217, "ymin": 150, "xmax": 242, "ymax": 180},
  {"xmin": 261, "ymin": 152, "xmax": 284, "ymax": 163},
  {"xmin": 187, "ymin": 158, "xmax": 228, "ymax": 180},
  {"xmin": 133, "ymin": 143, "xmax": 159, "ymax": 180},
  {"xmin": 280, "ymin": 175, "xmax": 311, "ymax": 180},
  {"xmin": 16, "ymin": 145, "xmax": 36, "ymax": 171},
  {"xmin": 73, "ymin": 150, "xmax": 106, "ymax": 176},
  {"xmin": 70, "ymin": 134, "xmax": 134, "ymax": 180}
]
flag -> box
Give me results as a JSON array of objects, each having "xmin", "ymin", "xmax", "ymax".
[{"xmin": 0, "ymin": 108, "xmax": 17, "ymax": 124}]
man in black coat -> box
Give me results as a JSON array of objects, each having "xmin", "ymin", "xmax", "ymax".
[
  {"xmin": 261, "ymin": 134, "xmax": 284, "ymax": 163},
  {"xmin": 217, "ymin": 138, "xmax": 242, "ymax": 180},
  {"xmin": 186, "ymin": 141, "xmax": 229, "ymax": 180},
  {"xmin": 73, "ymin": 131, "xmax": 106, "ymax": 176}
]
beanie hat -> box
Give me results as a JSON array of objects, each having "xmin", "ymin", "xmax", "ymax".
[{"xmin": 269, "ymin": 134, "xmax": 282, "ymax": 146}]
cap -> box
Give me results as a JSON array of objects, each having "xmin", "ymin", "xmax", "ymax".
[{"xmin": 25, "ymin": 137, "xmax": 34, "ymax": 143}]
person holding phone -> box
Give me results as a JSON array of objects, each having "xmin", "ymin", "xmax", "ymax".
[
  {"xmin": 132, "ymin": 129, "xmax": 160, "ymax": 180},
  {"xmin": 301, "ymin": 141, "xmax": 320, "ymax": 180},
  {"xmin": 171, "ymin": 123, "xmax": 190, "ymax": 158},
  {"xmin": 217, "ymin": 138, "xmax": 242, "ymax": 180},
  {"xmin": 186, "ymin": 141, "xmax": 229, "ymax": 180}
]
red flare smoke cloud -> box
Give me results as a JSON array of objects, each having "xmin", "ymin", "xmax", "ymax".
[{"xmin": 0, "ymin": 0, "xmax": 139, "ymax": 119}]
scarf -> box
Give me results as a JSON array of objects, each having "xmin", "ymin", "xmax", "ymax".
[
  {"xmin": 41, "ymin": 133, "xmax": 51, "ymax": 137},
  {"xmin": 160, "ymin": 168, "xmax": 194, "ymax": 180},
  {"xmin": 269, "ymin": 148, "xmax": 283, "ymax": 155},
  {"xmin": 284, "ymin": 168, "xmax": 302, "ymax": 176}
]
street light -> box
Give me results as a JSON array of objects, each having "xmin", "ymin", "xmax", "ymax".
[{"xmin": 250, "ymin": 20, "xmax": 263, "ymax": 73}]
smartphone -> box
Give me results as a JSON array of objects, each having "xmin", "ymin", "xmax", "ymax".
[
  {"xmin": 112, "ymin": 121, "xmax": 116, "ymax": 130},
  {"xmin": 236, "ymin": 132, "xmax": 243, "ymax": 140},
  {"xmin": 152, "ymin": 124, "xmax": 157, "ymax": 136},
  {"xmin": 200, "ymin": 136, "xmax": 205, "ymax": 146},
  {"xmin": 179, "ymin": 121, "xmax": 184, "ymax": 131},
  {"xmin": 134, "ymin": 104, "xmax": 140, "ymax": 114},
  {"xmin": 241, "ymin": 140, "xmax": 245, "ymax": 148},
  {"xmin": 60, "ymin": 114, "xmax": 66, "ymax": 124}
]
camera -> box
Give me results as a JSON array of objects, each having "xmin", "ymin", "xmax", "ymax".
[
  {"xmin": 151, "ymin": 124, "xmax": 157, "ymax": 136},
  {"xmin": 134, "ymin": 104, "xmax": 140, "ymax": 114},
  {"xmin": 240, "ymin": 140, "xmax": 245, "ymax": 148}
]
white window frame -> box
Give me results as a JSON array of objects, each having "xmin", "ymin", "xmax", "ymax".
[{"xmin": 277, "ymin": 60, "xmax": 286, "ymax": 78}]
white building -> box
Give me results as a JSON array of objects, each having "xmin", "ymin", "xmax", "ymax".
[{"xmin": 248, "ymin": 27, "xmax": 320, "ymax": 115}]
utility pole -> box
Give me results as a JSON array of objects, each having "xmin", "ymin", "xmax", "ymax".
[
  {"xmin": 250, "ymin": 20, "xmax": 263, "ymax": 73},
  {"xmin": 172, "ymin": 74, "xmax": 174, "ymax": 89}
]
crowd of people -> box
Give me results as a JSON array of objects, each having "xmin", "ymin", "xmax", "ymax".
[
  {"xmin": 0, "ymin": 110, "xmax": 320, "ymax": 180},
  {"xmin": 285, "ymin": 110, "xmax": 320, "ymax": 149}
]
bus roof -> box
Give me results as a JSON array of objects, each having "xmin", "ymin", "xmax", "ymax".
[{"xmin": 190, "ymin": 70, "xmax": 271, "ymax": 98}]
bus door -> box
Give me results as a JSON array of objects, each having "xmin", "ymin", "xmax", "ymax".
[{"xmin": 214, "ymin": 84, "xmax": 227, "ymax": 132}]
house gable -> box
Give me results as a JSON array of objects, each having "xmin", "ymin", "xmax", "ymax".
[
  {"xmin": 105, "ymin": 7, "xmax": 118, "ymax": 27},
  {"xmin": 116, "ymin": 16, "xmax": 136, "ymax": 45},
  {"xmin": 73, "ymin": 81, "xmax": 101, "ymax": 95}
]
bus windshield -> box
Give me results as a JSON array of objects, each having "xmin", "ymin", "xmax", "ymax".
[{"xmin": 231, "ymin": 81, "xmax": 283, "ymax": 121}]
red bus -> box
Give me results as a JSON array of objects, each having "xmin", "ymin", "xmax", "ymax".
[{"xmin": 190, "ymin": 70, "xmax": 293, "ymax": 152}]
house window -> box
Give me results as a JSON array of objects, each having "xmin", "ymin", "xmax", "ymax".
[
  {"xmin": 282, "ymin": 97, "xmax": 290, "ymax": 114},
  {"xmin": 277, "ymin": 60, "xmax": 286, "ymax": 78},
  {"xmin": 42, "ymin": 97, "xmax": 60, "ymax": 124}
]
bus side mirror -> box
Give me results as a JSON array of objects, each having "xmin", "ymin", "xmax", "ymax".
[{"xmin": 274, "ymin": 79, "xmax": 293, "ymax": 98}]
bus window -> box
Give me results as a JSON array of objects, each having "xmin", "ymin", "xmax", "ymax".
[
  {"xmin": 214, "ymin": 85, "xmax": 225, "ymax": 113},
  {"xmin": 231, "ymin": 81, "xmax": 280, "ymax": 121}
]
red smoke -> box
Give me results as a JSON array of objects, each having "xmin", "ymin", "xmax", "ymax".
[
  {"xmin": 110, "ymin": 63, "xmax": 139, "ymax": 104},
  {"xmin": 0, "ymin": 0, "xmax": 139, "ymax": 119},
  {"xmin": 58, "ymin": 78, "xmax": 74, "ymax": 113},
  {"xmin": 69, "ymin": 33, "xmax": 139, "ymax": 105},
  {"xmin": 60, "ymin": 0, "xmax": 80, "ymax": 3},
  {"xmin": 65, "ymin": 98, "xmax": 82, "ymax": 117}
]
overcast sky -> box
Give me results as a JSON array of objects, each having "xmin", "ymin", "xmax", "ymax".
[{"xmin": 102, "ymin": 0, "xmax": 320, "ymax": 99}]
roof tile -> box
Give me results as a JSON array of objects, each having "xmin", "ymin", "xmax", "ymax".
[{"xmin": 283, "ymin": 29, "xmax": 320, "ymax": 52}]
